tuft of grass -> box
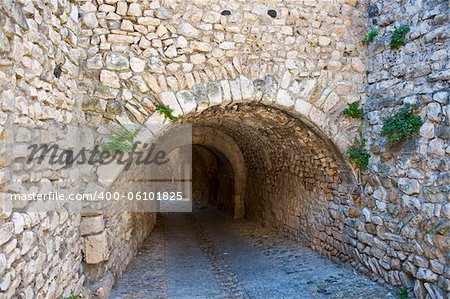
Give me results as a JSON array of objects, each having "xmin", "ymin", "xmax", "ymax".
[
  {"xmin": 343, "ymin": 102, "xmax": 364, "ymax": 119},
  {"xmin": 155, "ymin": 104, "xmax": 179, "ymax": 122},
  {"xmin": 99, "ymin": 127, "xmax": 140, "ymax": 154},
  {"xmin": 381, "ymin": 105, "xmax": 423, "ymax": 144},
  {"xmin": 348, "ymin": 137, "xmax": 370, "ymax": 170},
  {"xmin": 63, "ymin": 296, "xmax": 80, "ymax": 299},
  {"xmin": 362, "ymin": 29, "xmax": 379, "ymax": 45},
  {"xmin": 390, "ymin": 25, "xmax": 410, "ymax": 49},
  {"xmin": 400, "ymin": 287, "xmax": 408, "ymax": 299}
]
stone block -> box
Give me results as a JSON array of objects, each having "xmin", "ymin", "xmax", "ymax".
[
  {"xmin": 81, "ymin": 215, "xmax": 104, "ymax": 236},
  {"xmin": 0, "ymin": 223, "xmax": 13, "ymax": 246},
  {"xmin": 84, "ymin": 232, "xmax": 108, "ymax": 264}
]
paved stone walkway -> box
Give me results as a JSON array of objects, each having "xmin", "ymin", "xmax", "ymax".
[{"xmin": 110, "ymin": 209, "xmax": 399, "ymax": 299}]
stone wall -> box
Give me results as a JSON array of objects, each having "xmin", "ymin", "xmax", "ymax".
[
  {"xmin": 0, "ymin": 0, "xmax": 448, "ymax": 298},
  {"xmin": 0, "ymin": 0, "xmax": 87, "ymax": 297},
  {"xmin": 360, "ymin": 0, "xmax": 449, "ymax": 297},
  {"xmin": 0, "ymin": 0, "xmax": 155, "ymax": 297},
  {"xmin": 77, "ymin": 0, "xmax": 366, "ymax": 144}
]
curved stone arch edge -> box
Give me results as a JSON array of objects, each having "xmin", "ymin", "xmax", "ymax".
[
  {"xmin": 150, "ymin": 75, "xmax": 356, "ymax": 160},
  {"xmin": 96, "ymin": 101, "xmax": 358, "ymax": 210},
  {"xmin": 95, "ymin": 74, "xmax": 360, "ymax": 191}
]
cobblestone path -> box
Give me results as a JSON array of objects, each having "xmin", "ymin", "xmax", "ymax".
[{"xmin": 110, "ymin": 209, "xmax": 399, "ymax": 299}]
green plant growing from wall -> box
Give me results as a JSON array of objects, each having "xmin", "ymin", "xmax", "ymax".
[
  {"xmin": 155, "ymin": 103, "xmax": 179, "ymax": 122},
  {"xmin": 63, "ymin": 295, "xmax": 80, "ymax": 299},
  {"xmin": 348, "ymin": 137, "xmax": 370, "ymax": 170},
  {"xmin": 390, "ymin": 25, "xmax": 410, "ymax": 49},
  {"xmin": 362, "ymin": 29, "xmax": 378, "ymax": 45},
  {"xmin": 99, "ymin": 127, "xmax": 140, "ymax": 154},
  {"xmin": 343, "ymin": 102, "xmax": 364, "ymax": 119},
  {"xmin": 399, "ymin": 287, "xmax": 408, "ymax": 299},
  {"xmin": 381, "ymin": 105, "xmax": 423, "ymax": 144}
]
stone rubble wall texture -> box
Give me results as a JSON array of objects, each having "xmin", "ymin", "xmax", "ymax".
[
  {"xmin": 0, "ymin": 0, "xmax": 448, "ymax": 298},
  {"xmin": 361, "ymin": 0, "xmax": 450, "ymax": 298},
  {"xmin": 0, "ymin": 0, "xmax": 87, "ymax": 298}
]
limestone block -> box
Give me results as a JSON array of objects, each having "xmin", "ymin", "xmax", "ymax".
[
  {"xmin": 130, "ymin": 75, "xmax": 149, "ymax": 93},
  {"xmin": 176, "ymin": 90, "xmax": 197, "ymax": 114},
  {"xmin": 116, "ymin": 2, "xmax": 127, "ymax": 15},
  {"xmin": 276, "ymin": 89, "xmax": 294, "ymax": 108},
  {"xmin": 106, "ymin": 52, "xmax": 130, "ymax": 70},
  {"xmin": 202, "ymin": 11, "xmax": 221, "ymax": 23},
  {"xmin": 165, "ymin": 45, "xmax": 178, "ymax": 58},
  {"xmin": 130, "ymin": 57, "xmax": 146, "ymax": 72},
  {"xmin": 82, "ymin": 13, "xmax": 98, "ymax": 29},
  {"xmin": 84, "ymin": 232, "xmax": 108, "ymax": 264},
  {"xmin": 220, "ymin": 80, "xmax": 232, "ymax": 104},
  {"xmin": 100, "ymin": 70, "xmax": 120, "ymax": 88},
  {"xmin": 19, "ymin": 231, "xmax": 34, "ymax": 255},
  {"xmin": 121, "ymin": 20, "xmax": 134, "ymax": 32},
  {"xmin": 419, "ymin": 122, "xmax": 435, "ymax": 139},
  {"xmin": 428, "ymin": 138, "xmax": 445, "ymax": 155},
  {"xmin": 107, "ymin": 34, "xmax": 134, "ymax": 44},
  {"xmin": 143, "ymin": 73, "xmax": 162, "ymax": 93},
  {"xmin": 426, "ymin": 102, "xmax": 441, "ymax": 122},
  {"xmin": 191, "ymin": 42, "xmax": 212, "ymax": 53},
  {"xmin": 127, "ymin": 3, "xmax": 142, "ymax": 17},
  {"xmin": 229, "ymin": 79, "xmax": 242, "ymax": 101},
  {"xmin": 155, "ymin": 8, "xmax": 173, "ymax": 20},
  {"xmin": 398, "ymin": 178, "xmax": 420, "ymax": 195},
  {"xmin": 81, "ymin": 215, "xmax": 104, "ymax": 236},
  {"xmin": 416, "ymin": 268, "xmax": 438, "ymax": 282},
  {"xmin": 177, "ymin": 23, "xmax": 200, "ymax": 38},
  {"xmin": 11, "ymin": 213, "xmax": 24, "ymax": 234},
  {"xmin": 240, "ymin": 76, "xmax": 254, "ymax": 100},
  {"xmin": 160, "ymin": 91, "xmax": 183, "ymax": 116},
  {"xmin": 206, "ymin": 82, "xmax": 222, "ymax": 105},
  {"xmin": 87, "ymin": 54, "xmax": 103, "ymax": 69},
  {"xmin": 0, "ymin": 29, "xmax": 10, "ymax": 53},
  {"xmin": 0, "ymin": 254, "xmax": 6, "ymax": 275},
  {"xmin": 137, "ymin": 17, "xmax": 160, "ymax": 26},
  {"xmin": 190, "ymin": 54, "xmax": 206, "ymax": 65}
]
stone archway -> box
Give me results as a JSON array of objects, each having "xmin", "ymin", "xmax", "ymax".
[
  {"xmin": 80, "ymin": 73, "xmax": 365, "ymax": 295},
  {"xmin": 88, "ymin": 100, "xmax": 366, "ymax": 297},
  {"xmin": 181, "ymin": 103, "xmax": 356, "ymax": 250}
]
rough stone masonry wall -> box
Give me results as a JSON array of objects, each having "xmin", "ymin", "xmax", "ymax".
[
  {"xmin": 73, "ymin": 0, "xmax": 372, "ymax": 294},
  {"xmin": 0, "ymin": 1, "xmax": 88, "ymax": 298},
  {"xmin": 0, "ymin": 0, "xmax": 448, "ymax": 298},
  {"xmin": 360, "ymin": 0, "xmax": 449, "ymax": 297},
  {"xmin": 0, "ymin": 1, "xmax": 155, "ymax": 298},
  {"xmin": 77, "ymin": 0, "xmax": 367, "ymax": 139}
]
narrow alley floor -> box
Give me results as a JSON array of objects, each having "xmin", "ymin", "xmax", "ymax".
[{"xmin": 110, "ymin": 209, "xmax": 399, "ymax": 299}]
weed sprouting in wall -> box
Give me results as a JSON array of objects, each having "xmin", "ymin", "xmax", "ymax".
[
  {"xmin": 381, "ymin": 105, "xmax": 423, "ymax": 144},
  {"xmin": 390, "ymin": 25, "xmax": 410, "ymax": 49},
  {"xmin": 343, "ymin": 102, "xmax": 364, "ymax": 119},
  {"xmin": 362, "ymin": 29, "xmax": 379, "ymax": 45},
  {"xmin": 155, "ymin": 103, "xmax": 179, "ymax": 122},
  {"xmin": 99, "ymin": 127, "xmax": 140, "ymax": 154},
  {"xmin": 348, "ymin": 137, "xmax": 370, "ymax": 170}
]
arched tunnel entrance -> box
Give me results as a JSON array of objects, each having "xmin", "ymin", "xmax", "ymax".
[
  {"xmin": 184, "ymin": 103, "xmax": 355, "ymax": 248},
  {"xmin": 107, "ymin": 103, "xmax": 398, "ymax": 298}
]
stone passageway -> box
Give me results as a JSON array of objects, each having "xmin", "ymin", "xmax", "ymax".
[{"xmin": 110, "ymin": 208, "xmax": 399, "ymax": 299}]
